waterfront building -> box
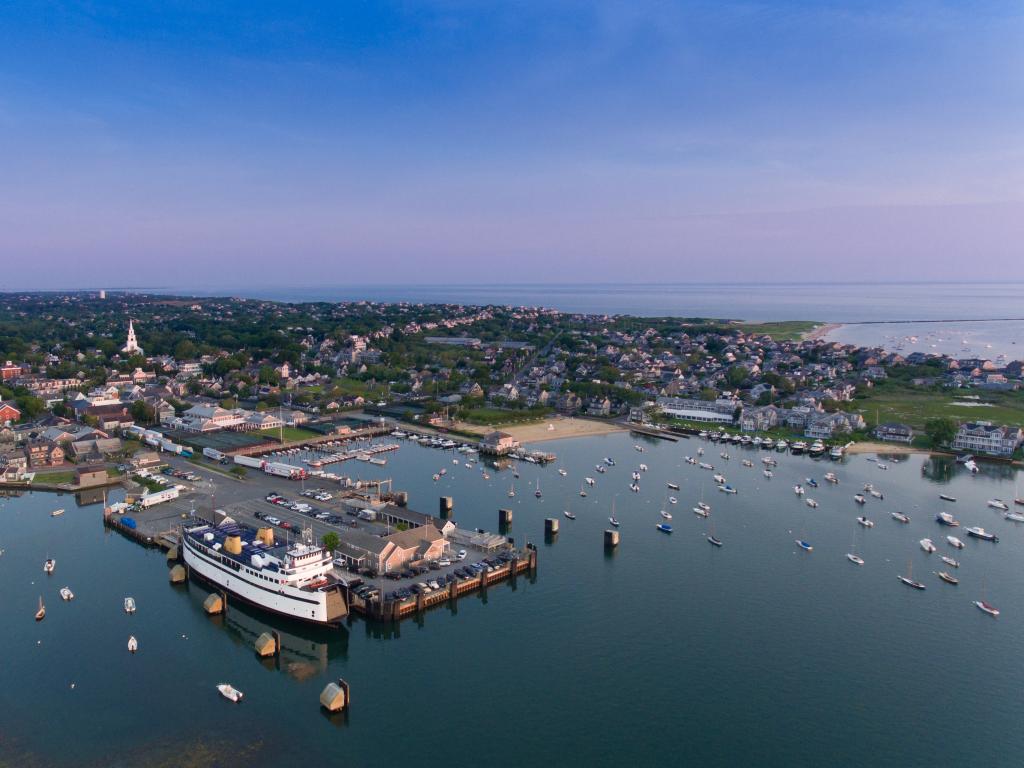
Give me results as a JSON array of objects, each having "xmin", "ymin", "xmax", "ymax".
[
  {"xmin": 656, "ymin": 396, "xmax": 736, "ymax": 424},
  {"xmin": 479, "ymin": 430, "xmax": 520, "ymax": 455},
  {"xmin": 952, "ymin": 421, "xmax": 1023, "ymax": 457},
  {"xmin": 874, "ymin": 423, "xmax": 914, "ymax": 444}
]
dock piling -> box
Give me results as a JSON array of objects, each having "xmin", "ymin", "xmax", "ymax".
[
  {"xmin": 604, "ymin": 530, "xmax": 620, "ymax": 548},
  {"xmin": 169, "ymin": 564, "xmax": 187, "ymax": 584}
]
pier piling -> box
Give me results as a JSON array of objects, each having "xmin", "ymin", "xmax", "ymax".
[
  {"xmin": 319, "ymin": 678, "xmax": 349, "ymax": 713},
  {"xmin": 439, "ymin": 496, "xmax": 453, "ymax": 518},
  {"xmin": 169, "ymin": 564, "xmax": 187, "ymax": 584},
  {"xmin": 544, "ymin": 518, "xmax": 559, "ymax": 535},
  {"xmin": 255, "ymin": 632, "xmax": 279, "ymax": 658},
  {"xmin": 604, "ymin": 530, "xmax": 620, "ymax": 548},
  {"xmin": 203, "ymin": 593, "xmax": 224, "ymax": 615}
]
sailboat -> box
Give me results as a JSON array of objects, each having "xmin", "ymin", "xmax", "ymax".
[
  {"xmin": 846, "ymin": 530, "xmax": 864, "ymax": 565},
  {"xmin": 507, "ymin": 483, "xmax": 515, "ymax": 498},
  {"xmin": 51, "ymin": 508, "xmax": 65, "ymax": 517},
  {"xmin": 707, "ymin": 519, "xmax": 723, "ymax": 547},
  {"xmin": 579, "ymin": 484, "xmax": 587, "ymax": 498},
  {"xmin": 898, "ymin": 560, "xmax": 926, "ymax": 589},
  {"xmin": 534, "ymin": 479, "xmax": 542, "ymax": 499},
  {"xmin": 563, "ymin": 498, "xmax": 576, "ymax": 520},
  {"xmin": 35, "ymin": 596, "xmax": 46, "ymax": 621},
  {"xmin": 974, "ymin": 600, "xmax": 1000, "ymax": 617},
  {"xmin": 608, "ymin": 498, "xmax": 620, "ymax": 527}
]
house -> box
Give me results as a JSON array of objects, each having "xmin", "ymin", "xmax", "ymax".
[
  {"xmin": 952, "ymin": 422, "xmax": 1023, "ymax": 457},
  {"xmin": 479, "ymin": 430, "xmax": 520, "ymax": 455},
  {"xmin": 874, "ymin": 423, "xmax": 914, "ymax": 444},
  {"xmin": 25, "ymin": 440, "xmax": 65, "ymax": 468},
  {"xmin": 587, "ymin": 397, "xmax": 612, "ymax": 417},
  {"xmin": 0, "ymin": 401, "xmax": 22, "ymax": 424},
  {"xmin": 740, "ymin": 405, "xmax": 780, "ymax": 432},
  {"xmin": 1, "ymin": 361, "xmax": 25, "ymax": 380},
  {"xmin": 75, "ymin": 465, "xmax": 109, "ymax": 487},
  {"xmin": 656, "ymin": 397, "xmax": 736, "ymax": 424}
]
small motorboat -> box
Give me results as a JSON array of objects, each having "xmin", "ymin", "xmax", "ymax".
[
  {"xmin": 217, "ymin": 683, "xmax": 244, "ymax": 702},
  {"xmin": 579, "ymin": 487, "xmax": 587, "ymax": 498},
  {"xmin": 629, "ymin": 483, "xmax": 640, "ymax": 493},
  {"xmin": 793, "ymin": 485, "xmax": 805, "ymax": 496},
  {"xmin": 941, "ymin": 556, "xmax": 960, "ymax": 568},
  {"xmin": 869, "ymin": 490, "xmax": 883, "ymax": 499},
  {"xmin": 718, "ymin": 485, "xmax": 737, "ymax": 495},
  {"xmin": 763, "ymin": 470, "xmax": 773, "ymax": 478},
  {"xmin": 707, "ymin": 535, "xmax": 723, "ymax": 547},
  {"xmin": 59, "ymin": 587, "xmax": 74, "ymax": 601},
  {"xmin": 890, "ymin": 512, "xmax": 910, "ymax": 523},
  {"xmin": 939, "ymin": 494, "xmax": 957, "ymax": 502},
  {"xmin": 596, "ymin": 466, "xmax": 606, "ymax": 474},
  {"xmin": 656, "ymin": 523, "xmax": 673, "ymax": 534},
  {"xmin": 935, "ymin": 512, "xmax": 959, "ymax": 527},
  {"xmin": 128, "ymin": 635, "xmax": 138, "ymax": 653},
  {"xmin": 974, "ymin": 601, "xmax": 1000, "ymax": 617},
  {"xmin": 946, "ymin": 535, "xmax": 965, "ymax": 549},
  {"xmin": 796, "ymin": 540, "xmax": 813, "ymax": 552},
  {"xmin": 713, "ymin": 474, "xmax": 726, "ymax": 484},
  {"xmin": 51, "ymin": 509, "xmax": 65, "ymax": 517},
  {"xmin": 43, "ymin": 559, "xmax": 55, "ymax": 574},
  {"xmin": 609, "ymin": 517, "xmax": 620, "ymax": 527},
  {"xmin": 920, "ymin": 538, "xmax": 937, "ymax": 553},
  {"xmin": 806, "ymin": 478, "xmax": 818, "ymax": 488},
  {"xmin": 938, "ymin": 572, "xmax": 959, "ymax": 585},
  {"xmin": 742, "ymin": 459, "xmax": 753, "ymax": 467},
  {"xmin": 1015, "ymin": 497, "xmax": 1024, "ymax": 507},
  {"xmin": 824, "ymin": 472, "xmax": 839, "ymax": 484},
  {"xmin": 685, "ymin": 457, "xmax": 696, "ymax": 465},
  {"xmin": 805, "ymin": 498, "xmax": 819, "ymax": 508},
  {"xmin": 586, "ymin": 477, "xmax": 595, "ymax": 486},
  {"xmin": 857, "ymin": 516, "xmax": 874, "ymax": 528},
  {"xmin": 693, "ymin": 506, "xmax": 709, "ymax": 518},
  {"xmin": 668, "ymin": 496, "xmax": 678, "ymax": 505},
  {"xmin": 660, "ymin": 510, "xmax": 672, "ymax": 520},
  {"xmin": 853, "ymin": 495, "xmax": 866, "ymax": 505},
  {"xmin": 697, "ymin": 501, "xmax": 711, "ymax": 512},
  {"xmin": 667, "ymin": 482, "xmax": 680, "ymax": 491},
  {"xmin": 558, "ymin": 469, "xmax": 568, "ymax": 477},
  {"xmin": 507, "ymin": 485, "xmax": 515, "ymax": 498},
  {"xmin": 563, "ymin": 510, "xmax": 576, "ymax": 520},
  {"xmin": 898, "ymin": 574, "xmax": 926, "ymax": 590},
  {"xmin": 1004, "ymin": 512, "xmax": 1024, "ymax": 523},
  {"xmin": 35, "ymin": 596, "xmax": 46, "ymax": 621},
  {"xmin": 988, "ymin": 499, "xmax": 1009, "ymax": 511},
  {"xmin": 965, "ymin": 526, "xmax": 998, "ymax": 542},
  {"xmin": 720, "ymin": 451, "xmax": 730, "ymax": 460},
  {"xmin": 846, "ymin": 553, "xmax": 864, "ymax": 566},
  {"xmin": 604, "ymin": 457, "xmax": 615, "ymax": 466},
  {"xmin": 124, "ymin": 597, "xmax": 137, "ymax": 614}
]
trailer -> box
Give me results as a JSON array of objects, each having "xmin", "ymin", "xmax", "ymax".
[
  {"xmin": 202, "ymin": 447, "xmax": 226, "ymax": 461},
  {"xmin": 158, "ymin": 439, "xmax": 183, "ymax": 455},
  {"xmin": 264, "ymin": 461, "xmax": 307, "ymax": 480},
  {"xmin": 137, "ymin": 487, "xmax": 180, "ymax": 508},
  {"xmin": 234, "ymin": 454, "xmax": 266, "ymax": 469}
]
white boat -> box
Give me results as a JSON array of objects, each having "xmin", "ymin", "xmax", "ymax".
[
  {"xmin": 563, "ymin": 510, "xmax": 576, "ymax": 520},
  {"xmin": 558, "ymin": 469, "xmax": 568, "ymax": 477},
  {"xmin": 890, "ymin": 511, "xmax": 910, "ymax": 523},
  {"xmin": 742, "ymin": 460, "xmax": 753, "ymax": 467},
  {"xmin": 608, "ymin": 517, "xmax": 620, "ymax": 527},
  {"xmin": 586, "ymin": 477, "xmax": 595, "ymax": 486},
  {"xmin": 793, "ymin": 485, "xmax": 805, "ymax": 496},
  {"xmin": 124, "ymin": 597, "xmax": 136, "ymax": 614},
  {"xmin": 763, "ymin": 469, "xmax": 773, "ymax": 478},
  {"xmin": 946, "ymin": 535, "xmax": 965, "ymax": 549},
  {"xmin": 974, "ymin": 601, "xmax": 1000, "ymax": 617},
  {"xmin": 51, "ymin": 508, "xmax": 65, "ymax": 517},
  {"xmin": 987, "ymin": 499, "xmax": 1009, "ymax": 511},
  {"xmin": 824, "ymin": 472, "xmax": 838, "ymax": 484},
  {"xmin": 507, "ymin": 485, "xmax": 515, "ymax": 498},
  {"xmin": 805, "ymin": 498, "xmax": 818, "ymax": 508},
  {"xmin": 667, "ymin": 482, "xmax": 680, "ymax": 491},
  {"xmin": 128, "ymin": 635, "xmax": 138, "ymax": 653},
  {"xmin": 941, "ymin": 556, "xmax": 960, "ymax": 568},
  {"xmin": 217, "ymin": 683, "xmax": 244, "ymax": 702},
  {"xmin": 857, "ymin": 516, "xmax": 874, "ymax": 528},
  {"xmin": 697, "ymin": 501, "xmax": 711, "ymax": 512},
  {"xmin": 43, "ymin": 558, "xmax": 55, "ymax": 574},
  {"xmin": 668, "ymin": 496, "xmax": 678, "ymax": 505},
  {"xmin": 660, "ymin": 510, "xmax": 672, "ymax": 520},
  {"xmin": 1004, "ymin": 512, "xmax": 1024, "ymax": 523},
  {"xmin": 853, "ymin": 495, "xmax": 866, "ymax": 505},
  {"xmin": 920, "ymin": 538, "xmax": 936, "ymax": 553},
  {"xmin": 692, "ymin": 506, "xmax": 709, "ymax": 518},
  {"xmin": 846, "ymin": 553, "xmax": 864, "ymax": 565},
  {"xmin": 869, "ymin": 490, "xmax": 883, "ymax": 499},
  {"xmin": 59, "ymin": 586, "xmax": 74, "ymax": 601}
]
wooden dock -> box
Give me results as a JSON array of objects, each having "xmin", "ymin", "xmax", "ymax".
[{"xmin": 628, "ymin": 425, "xmax": 679, "ymax": 441}]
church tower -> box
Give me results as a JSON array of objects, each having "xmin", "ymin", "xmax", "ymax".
[{"xmin": 122, "ymin": 319, "xmax": 143, "ymax": 355}]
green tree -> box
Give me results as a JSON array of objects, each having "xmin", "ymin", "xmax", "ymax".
[
  {"xmin": 174, "ymin": 339, "xmax": 198, "ymax": 360},
  {"xmin": 14, "ymin": 394, "xmax": 44, "ymax": 419},
  {"xmin": 130, "ymin": 399, "xmax": 155, "ymax": 424},
  {"xmin": 321, "ymin": 531, "xmax": 340, "ymax": 553},
  {"xmin": 700, "ymin": 388, "xmax": 718, "ymax": 401},
  {"xmin": 727, "ymin": 366, "xmax": 748, "ymax": 387},
  {"xmin": 924, "ymin": 417, "xmax": 957, "ymax": 447}
]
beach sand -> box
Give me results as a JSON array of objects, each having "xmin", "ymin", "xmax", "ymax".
[
  {"xmin": 452, "ymin": 416, "xmax": 627, "ymax": 444},
  {"xmin": 844, "ymin": 441, "xmax": 928, "ymax": 456},
  {"xmin": 802, "ymin": 322, "xmax": 843, "ymax": 341}
]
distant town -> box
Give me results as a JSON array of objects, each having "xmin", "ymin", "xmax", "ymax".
[{"xmin": 0, "ymin": 291, "xmax": 1022, "ymax": 490}]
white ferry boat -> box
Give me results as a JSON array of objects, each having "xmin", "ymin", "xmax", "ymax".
[{"xmin": 182, "ymin": 518, "xmax": 347, "ymax": 625}]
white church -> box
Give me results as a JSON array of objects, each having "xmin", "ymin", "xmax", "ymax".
[{"xmin": 122, "ymin": 319, "xmax": 143, "ymax": 356}]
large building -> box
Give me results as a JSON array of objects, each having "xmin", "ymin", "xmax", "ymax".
[
  {"xmin": 122, "ymin": 319, "xmax": 143, "ymax": 356},
  {"xmin": 952, "ymin": 421, "xmax": 1023, "ymax": 458}
]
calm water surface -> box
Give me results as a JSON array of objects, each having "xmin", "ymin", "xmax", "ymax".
[{"xmin": 2, "ymin": 432, "xmax": 1023, "ymax": 767}]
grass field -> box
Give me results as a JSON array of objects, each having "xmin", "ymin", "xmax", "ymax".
[
  {"xmin": 853, "ymin": 386, "xmax": 1024, "ymax": 431},
  {"xmin": 731, "ymin": 320, "xmax": 821, "ymax": 341},
  {"xmin": 461, "ymin": 406, "xmax": 553, "ymax": 426},
  {"xmin": 34, "ymin": 470, "xmax": 75, "ymax": 485},
  {"xmin": 259, "ymin": 426, "xmax": 321, "ymax": 442}
]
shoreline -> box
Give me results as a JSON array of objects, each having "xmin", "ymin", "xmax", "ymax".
[
  {"xmin": 844, "ymin": 441, "xmax": 930, "ymax": 456},
  {"xmin": 451, "ymin": 415, "xmax": 627, "ymax": 444},
  {"xmin": 802, "ymin": 322, "xmax": 843, "ymax": 341}
]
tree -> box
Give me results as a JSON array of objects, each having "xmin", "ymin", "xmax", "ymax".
[
  {"xmin": 130, "ymin": 399, "xmax": 155, "ymax": 424},
  {"xmin": 700, "ymin": 388, "xmax": 718, "ymax": 401},
  {"xmin": 321, "ymin": 531, "xmax": 340, "ymax": 553},
  {"xmin": 727, "ymin": 366, "xmax": 748, "ymax": 387},
  {"xmin": 14, "ymin": 394, "xmax": 44, "ymax": 419},
  {"xmin": 924, "ymin": 417, "xmax": 957, "ymax": 447},
  {"xmin": 229, "ymin": 466, "xmax": 247, "ymax": 478},
  {"xmin": 174, "ymin": 339, "xmax": 198, "ymax": 360}
]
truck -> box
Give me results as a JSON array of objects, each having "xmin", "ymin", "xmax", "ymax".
[
  {"xmin": 137, "ymin": 487, "xmax": 180, "ymax": 508},
  {"xmin": 264, "ymin": 461, "xmax": 307, "ymax": 480},
  {"xmin": 158, "ymin": 439, "xmax": 182, "ymax": 455},
  {"xmin": 234, "ymin": 455, "xmax": 266, "ymax": 470},
  {"xmin": 203, "ymin": 447, "xmax": 226, "ymax": 461}
]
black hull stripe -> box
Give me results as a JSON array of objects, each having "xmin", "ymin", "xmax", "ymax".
[{"xmin": 184, "ymin": 536, "xmax": 321, "ymax": 606}]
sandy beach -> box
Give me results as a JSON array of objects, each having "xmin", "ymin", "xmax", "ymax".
[
  {"xmin": 844, "ymin": 441, "xmax": 929, "ymax": 456},
  {"xmin": 802, "ymin": 322, "xmax": 843, "ymax": 341},
  {"xmin": 451, "ymin": 416, "xmax": 627, "ymax": 444}
]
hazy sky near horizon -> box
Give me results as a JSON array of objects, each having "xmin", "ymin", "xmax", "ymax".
[{"xmin": 1, "ymin": 1, "xmax": 1022, "ymax": 289}]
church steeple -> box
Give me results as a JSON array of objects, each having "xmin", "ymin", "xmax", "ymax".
[{"xmin": 122, "ymin": 319, "xmax": 143, "ymax": 355}]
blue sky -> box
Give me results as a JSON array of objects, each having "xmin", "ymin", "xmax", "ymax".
[{"xmin": 1, "ymin": 1, "xmax": 1022, "ymax": 289}]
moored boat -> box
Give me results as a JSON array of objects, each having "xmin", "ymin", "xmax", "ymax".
[
  {"xmin": 853, "ymin": 495, "xmax": 866, "ymax": 505},
  {"xmin": 35, "ymin": 596, "xmax": 46, "ymax": 621},
  {"xmin": 941, "ymin": 556, "xmax": 960, "ymax": 568},
  {"xmin": 974, "ymin": 600, "xmax": 999, "ymax": 617},
  {"xmin": 857, "ymin": 516, "xmax": 874, "ymax": 528},
  {"xmin": 707, "ymin": 535, "xmax": 723, "ymax": 547},
  {"xmin": 920, "ymin": 538, "xmax": 936, "ymax": 553},
  {"xmin": 795, "ymin": 539, "xmax": 813, "ymax": 552},
  {"xmin": 935, "ymin": 512, "xmax": 959, "ymax": 527},
  {"xmin": 667, "ymin": 482, "xmax": 680, "ymax": 491},
  {"xmin": 59, "ymin": 586, "xmax": 74, "ymax": 601},
  {"xmin": 51, "ymin": 508, "xmax": 64, "ymax": 517},
  {"xmin": 563, "ymin": 510, "xmax": 576, "ymax": 520},
  {"xmin": 656, "ymin": 523, "xmax": 673, "ymax": 534},
  {"xmin": 987, "ymin": 499, "xmax": 1009, "ymax": 511},
  {"xmin": 965, "ymin": 526, "xmax": 998, "ymax": 542},
  {"xmin": 946, "ymin": 535, "xmax": 964, "ymax": 549},
  {"xmin": 217, "ymin": 683, "xmax": 244, "ymax": 702},
  {"xmin": 939, "ymin": 494, "xmax": 957, "ymax": 502},
  {"xmin": 805, "ymin": 498, "xmax": 818, "ymax": 508},
  {"xmin": 609, "ymin": 517, "xmax": 620, "ymax": 527},
  {"xmin": 890, "ymin": 512, "xmax": 910, "ymax": 523},
  {"xmin": 1004, "ymin": 512, "xmax": 1024, "ymax": 523},
  {"xmin": 846, "ymin": 553, "xmax": 864, "ymax": 565},
  {"xmin": 124, "ymin": 596, "xmax": 136, "ymax": 614},
  {"xmin": 43, "ymin": 558, "xmax": 55, "ymax": 574},
  {"xmin": 938, "ymin": 572, "xmax": 959, "ymax": 585}
]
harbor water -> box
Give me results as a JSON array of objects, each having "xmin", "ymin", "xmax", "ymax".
[{"xmin": 2, "ymin": 431, "xmax": 1023, "ymax": 767}]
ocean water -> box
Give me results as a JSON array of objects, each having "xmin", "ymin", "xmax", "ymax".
[{"xmin": 3, "ymin": 433, "xmax": 1023, "ymax": 767}]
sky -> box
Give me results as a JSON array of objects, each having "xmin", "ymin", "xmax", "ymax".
[{"xmin": 0, "ymin": 1, "xmax": 1022, "ymax": 290}]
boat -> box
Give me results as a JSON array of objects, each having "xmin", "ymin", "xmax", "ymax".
[
  {"xmin": 805, "ymin": 498, "xmax": 818, "ymax": 508},
  {"xmin": 793, "ymin": 485, "xmax": 805, "ymax": 496},
  {"xmin": 890, "ymin": 512, "xmax": 910, "ymax": 523},
  {"xmin": 579, "ymin": 485, "xmax": 587, "ymax": 498},
  {"xmin": 987, "ymin": 499, "xmax": 1009, "ymax": 511},
  {"xmin": 707, "ymin": 535, "xmax": 723, "ymax": 547},
  {"xmin": 742, "ymin": 460, "xmax": 753, "ymax": 467},
  {"xmin": 869, "ymin": 489, "xmax": 883, "ymax": 499},
  {"xmin": 697, "ymin": 448, "xmax": 704, "ymax": 456},
  {"xmin": 946, "ymin": 536, "xmax": 965, "ymax": 549},
  {"xmin": 667, "ymin": 482, "xmax": 680, "ymax": 491},
  {"xmin": 920, "ymin": 538, "xmax": 937, "ymax": 553},
  {"xmin": 629, "ymin": 483, "xmax": 640, "ymax": 493},
  {"xmin": 824, "ymin": 472, "xmax": 838, "ymax": 484},
  {"xmin": 699, "ymin": 463, "xmax": 714, "ymax": 470},
  {"xmin": 974, "ymin": 600, "xmax": 1000, "ymax": 617},
  {"xmin": 939, "ymin": 494, "xmax": 957, "ymax": 502},
  {"xmin": 596, "ymin": 465, "xmax": 606, "ymax": 474},
  {"xmin": 763, "ymin": 469, "xmax": 773, "ymax": 479},
  {"xmin": 124, "ymin": 596, "xmax": 136, "ymax": 614},
  {"xmin": 853, "ymin": 495, "xmax": 866, "ymax": 505},
  {"xmin": 508, "ymin": 484, "xmax": 515, "ymax": 498},
  {"xmin": 857, "ymin": 516, "xmax": 874, "ymax": 528},
  {"xmin": 668, "ymin": 496, "xmax": 677, "ymax": 505},
  {"xmin": 720, "ymin": 451, "xmax": 729, "ymax": 460},
  {"xmin": 796, "ymin": 540, "xmax": 813, "ymax": 552},
  {"xmin": 43, "ymin": 558, "xmax": 55, "ymax": 574},
  {"xmin": 51, "ymin": 508, "xmax": 64, "ymax": 517},
  {"xmin": 59, "ymin": 587, "xmax": 74, "ymax": 601},
  {"xmin": 697, "ymin": 501, "xmax": 711, "ymax": 513},
  {"xmin": 656, "ymin": 523, "xmax": 673, "ymax": 534},
  {"xmin": 563, "ymin": 510, "xmax": 576, "ymax": 520},
  {"xmin": 558, "ymin": 469, "xmax": 567, "ymax": 477},
  {"xmin": 693, "ymin": 506, "xmax": 709, "ymax": 518},
  {"xmin": 941, "ymin": 556, "xmax": 960, "ymax": 568},
  {"xmin": 1016, "ymin": 498, "xmax": 1024, "ymax": 507},
  {"xmin": 1004, "ymin": 512, "xmax": 1024, "ymax": 523},
  {"xmin": 685, "ymin": 456, "xmax": 697, "ymax": 465},
  {"xmin": 791, "ymin": 441, "xmax": 807, "ymax": 454},
  {"xmin": 609, "ymin": 517, "xmax": 620, "ymax": 527},
  {"xmin": 181, "ymin": 519, "xmax": 347, "ymax": 625},
  {"xmin": 762, "ymin": 456, "xmax": 777, "ymax": 467},
  {"xmin": 35, "ymin": 596, "xmax": 45, "ymax": 621},
  {"xmin": 935, "ymin": 512, "xmax": 959, "ymax": 527},
  {"xmin": 586, "ymin": 477, "xmax": 595, "ymax": 486},
  {"xmin": 898, "ymin": 561, "xmax": 926, "ymax": 590},
  {"xmin": 660, "ymin": 510, "xmax": 672, "ymax": 520},
  {"xmin": 938, "ymin": 572, "xmax": 959, "ymax": 585},
  {"xmin": 718, "ymin": 485, "xmax": 737, "ymax": 495},
  {"xmin": 806, "ymin": 478, "xmax": 818, "ymax": 488},
  {"xmin": 127, "ymin": 635, "xmax": 139, "ymax": 653},
  {"xmin": 535, "ymin": 479, "xmax": 542, "ymax": 498},
  {"xmin": 829, "ymin": 446, "xmax": 844, "ymax": 460},
  {"xmin": 846, "ymin": 553, "xmax": 864, "ymax": 565},
  {"xmin": 604, "ymin": 457, "xmax": 615, "ymax": 466},
  {"xmin": 965, "ymin": 526, "xmax": 998, "ymax": 542},
  {"xmin": 216, "ymin": 683, "xmax": 244, "ymax": 702}
]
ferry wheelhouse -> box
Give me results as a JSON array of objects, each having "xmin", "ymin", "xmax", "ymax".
[{"xmin": 182, "ymin": 517, "xmax": 347, "ymax": 625}]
